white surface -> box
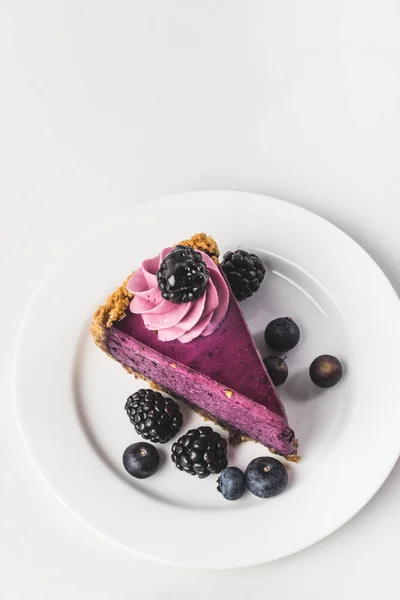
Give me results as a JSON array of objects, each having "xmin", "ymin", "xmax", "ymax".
[
  {"xmin": 14, "ymin": 192, "xmax": 400, "ymax": 569},
  {"xmin": 2, "ymin": 0, "xmax": 400, "ymax": 596}
]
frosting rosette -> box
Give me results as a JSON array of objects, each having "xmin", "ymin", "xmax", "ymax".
[{"xmin": 127, "ymin": 247, "xmax": 229, "ymax": 343}]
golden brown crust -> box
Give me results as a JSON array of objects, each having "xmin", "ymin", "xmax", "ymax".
[
  {"xmin": 230, "ymin": 432, "xmax": 300, "ymax": 462},
  {"xmin": 268, "ymin": 439, "xmax": 300, "ymax": 463},
  {"xmin": 178, "ymin": 232, "xmax": 219, "ymax": 265},
  {"xmin": 90, "ymin": 273, "xmax": 134, "ymax": 352},
  {"xmin": 283, "ymin": 453, "xmax": 301, "ymax": 464}
]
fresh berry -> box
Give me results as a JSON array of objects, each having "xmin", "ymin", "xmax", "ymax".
[
  {"xmin": 123, "ymin": 442, "xmax": 160, "ymax": 479},
  {"xmin": 125, "ymin": 389, "xmax": 183, "ymax": 443},
  {"xmin": 171, "ymin": 426, "xmax": 228, "ymax": 478},
  {"xmin": 157, "ymin": 246, "xmax": 209, "ymax": 304},
  {"xmin": 245, "ymin": 457, "xmax": 288, "ymax": 498},
  {"xmin": 221, "ymin": 249, "xmax": 265, "ymax": 301},
  {"xmin": 217, "ymin": 466, "xmax": 245, "ymax": 501},
  {"xmin": 264, "ymin": 317, "xmax": 300, "ymax": 352},
  {"xmin": 263, "ymin": 356, "xmax": 288, "ymax": 386},
  {"xmin": 309, "ymin": 354, "xmax": 343, "ymax": 388}
]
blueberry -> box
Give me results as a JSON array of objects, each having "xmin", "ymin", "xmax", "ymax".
[
  {"xmin": 245, "ymin": 457, "xmax": 288, "ymax": 498},
  {"xmin": 122, "ymin": 442, "xmax": 160, "ymax": 479},
  {"xmin": 309, "ymin": 354, "xmax": 343, "ymax": 388},
  {"xmin": 217, "ymin": 467, "xmax": 245, "ymax": 501},
  {"xmin": 264, "ymin": 317, "xmax": 300, "ymax": 352},
  {"xmin": 263, "ymin": 356, "xmax": 288, "ymax": 386}
]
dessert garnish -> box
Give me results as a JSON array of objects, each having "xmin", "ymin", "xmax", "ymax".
[
  {"xmin": 245, "ymin": 457, "xmax": 288, "ymax": 498},
  {"xmin": 125, "ymin": 389, "xmax": 183, "ymax": 443},
  {"xmin": 220, "ymin": 249, "xmax": 266, "ymax": 301},
  {"xmin": 171, "ymin": 426, "xmax": 228, "ymax": 478},
  {"xmin": 264, "ymin": 317, "xmax": 300, "ymax": 352},
  {"xmin": 309, "ymin": 354, "xmax": 343, "ymax": 388},
  {"xmin": 123, "ymin": 442, "xmax": 160, "ymax": 479},
  {"xmin": 263, "ymin": 356, "xmax": 288, "ymax": 386},
  {"xmin": 128, "ymin": 245, "xmax": 229, "ymax": 343},
  {"xmin": 217, "ymin": 466, "xmax": 246, "ymax": 501},
  {"xmin": 157, "ymin": 246, "xmax": 209, "ymax": 303}
]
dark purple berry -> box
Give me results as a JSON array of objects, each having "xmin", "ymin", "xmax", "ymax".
[
  {"xmin": 220, "ymin": 249, "xmax": 265, "ymax": 301},
  {"xmin": 309, "ymin": 355, "xmax": 343, "ymax": 388},
  {"xmin": 171, "ymin": 427, "xmax": 228, "ymax": 478},
  {"xmin": 125, "ymin": 389, "xmax": 183, "ymax": 443},
  {"xmin": 217, "ymin": 467, "xmax": 245, "ymax": 501},
  {"xmin": 245, "ymin": 457, "xmax": 288, "ymax": 498},
  {"xmin": 263, "ymin": 356, "xmax": 288, "ymax": 386},
  {"xmin": 264, "ymin": 317, "xmax": 300, "ymax": 352},
  {"xmin": 123, "ymin": 442, "xmax": 160, "ymax": 479},
  {"xmin": 157, "ymin": 246, "xmax": 209, "ymax": 304}
]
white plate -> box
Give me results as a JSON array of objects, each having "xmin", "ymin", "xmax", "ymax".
[{"xmin": 14, "ymin": 191, "xmax": 400, "ymax": 569}]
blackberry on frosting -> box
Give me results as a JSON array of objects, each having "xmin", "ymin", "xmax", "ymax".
[
  {"xmin": 127, "ymin": 245, "xmax": 229, "ymax": 343},
  {"xmin": 157, "ymin": 246, "xmax": 209, "ymax": 304}
]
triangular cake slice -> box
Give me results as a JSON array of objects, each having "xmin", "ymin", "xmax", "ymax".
[{"xmin": 91, "ymin": 234, "xmax": 298, "ymax": 459}]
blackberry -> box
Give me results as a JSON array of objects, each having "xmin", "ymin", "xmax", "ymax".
[
  {"xmin": 125, "ymin": 389, "xmax": 183, "ymax": 443},
  {"xmin": 171, "ymin": 426, "xmax": 228, "ymax": 478},
  {"xmin": 157, "ymin": 246, "xmax": 209, "ymax": 304},
  {"xmin": 221, "ymin": 249, "xmax": 265, "ymax": 301}
]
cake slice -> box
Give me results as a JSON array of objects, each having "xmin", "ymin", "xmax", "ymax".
[{"xmin": 91, "ymin": 234, "xmax": 298, "ymax": 459}]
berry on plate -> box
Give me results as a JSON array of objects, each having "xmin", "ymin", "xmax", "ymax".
[
  {"xmin": 245, "ymin": 457, "xmax": 288, "ymax": 498},
  {"xmin": 125, "ymin": 389, "xmax": 183, "ymax": 443},
  {"xmin": 171, "ymin": 426, "xmax": 228, "ymax": 478},
  {"xmin": 309, "ymin": 354, "xmax": 343, "ymax": 388},
  {"xmin": 264, "ymin": 317, "xmax": 300, "ymax": 352},
  {"xmin": 123, "ymin": 442, "xmax": 160, "ymax": 479},
  {"xmin": 217, "ymin": 466, "xmax": 245, "ymax": 501},
  {"xmin": 263, "ymin": 356, "xmax": 288, "ymax": 386}
]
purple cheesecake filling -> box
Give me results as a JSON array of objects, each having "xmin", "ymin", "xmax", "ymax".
[
  {"xmin": 118, "ymin": 293, "xmax": 285, "ymax": 415},
  {"xmin": 106, "ymin": 291, "xmax": 296, "ymax": 456}
]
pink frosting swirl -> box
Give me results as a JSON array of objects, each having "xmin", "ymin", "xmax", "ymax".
[{"xmin": 127, "ymin": 247, "xmax": 229, "ymax": 343}]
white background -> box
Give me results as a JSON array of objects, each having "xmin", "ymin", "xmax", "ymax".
[{"xmin": 1, "ymin": 1, "xmax": 400, "ymax": 598}]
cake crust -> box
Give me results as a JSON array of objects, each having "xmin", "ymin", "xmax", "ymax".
[
  {"xmin": 91, "ymin": 273, "xmax": 134, "ymax": 353},
  {"xmin": 178, "ymin": 232, "xmax": 219, "ymax": 264}
]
